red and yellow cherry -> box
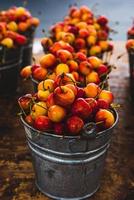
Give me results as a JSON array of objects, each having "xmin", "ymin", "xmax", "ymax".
[
  {"xmin": 15, "ymin": 34, "xmax": 27, "ymax": 45},
  {"xmin": 85, "ymin": 98, "xmax": 98, "ymax": 112},
  {"xmin": 98, "ymin": 90, "xmax": 114, "ymax": 104},
  {"xmin": 79, "ymin": 61, "xmax": 91, "ymax": 75},
  {"xmin": 67, "ymin": 60, "xmax": 79, "ymax": 72},
  {"xmin": 95, "ymin": 109, "xmax": 115, "ymax": 129},
  {"xmin": 54, "ymin": 86, "xmax": 75, "ymax": 107},
  {"xmin": 98, "ymin": 41, "xmax": 109, "ymax": 51},
  {"xmin": 87, "ymin": 35, "xmax": 97, "ymax": 46},
  {"xmin": 25, "ymin": 115, "xmax": 34, "ymax": 126},
  {"xmin": 40, "ymin": 53, "xmax": 56, "ymax": 68},
  {"xmin": 32, "ymin": 67, "xmax": 47, "ymax": 81},
  {"xmin": 97, "ymin": 64, "xmax": 108, "ymax": 76},
  {"xmin": 74, "ymin": 38, "xmax": 86, "ymax": 50},
  {"xmin": 54, "ymin": 122, "xmax": 64, "ymax": 135},
  {"xmin": 37, "ymin": 90, "xmax": 50, "ymax": 101},
  {"xmin": 84, "ymin": 83, "xmax": 100, "ymax": 98},
  {"xmin": 55, "ymin": 63, "xmax": 69, "ymax": 75},
  {"xmin": 48, "ymin": 105, "xmax": 66, "ymax": 122},
  {"xmin": 89, "ymin": 45, "xmax": 102, "ymax": 56},
  {"xmin": 31, "ymin": 102, "xmax": 47, "ymax": 119},
  {"xmin": 97, "ymin": 99, "xmax": 110, "ymax": 109},
  {"xmin": 65, "ymin": 84, "xmax": 78, "ymax": 96},
  {"xmin": 33, "ymin": 115, "xmax": 52, "ymax": 131},
  {"xmin": 126, "ymin": 39, "xmax": 134, "ymax": 50},
  {"xmin": 7, "ymin": 21, "xmax": 18, "ymax": 32},
  {"xmin": 18, "ymin": 94, "xmax": 32, "ymax": 111},
  {"xmin": 97, "ymin": 15, "xmax": 108, "ymax": 26},
  {"xmin": 71, "ymin": 98, "xmax": 92, "ymax": 119},
  {"xmin": 66, "ymin": 115, "xmax": 84, "ymax": 135},
  {"xmin": 57, "ymin": 49, "xmax": 73, "ymax": 63},
  {"xmin": 88, "ymin": 56, "xmax": 102, "ymax": 69},
  {"xmin": 76, "ymin": 87, "xmax": 85, "ymax": 98},
  {"xmin": 38, "ymin": 79, "xmax": 54, "ymax": 92},
  {"xmin": 74, "ymin": 52, "xmax": 87, "ymax": 62},
  {"xmin": 20, "ymin": 66, "xmax": 32, "ymax": 78},
  {"xmin": 41, "ymin": 37, "xmax": 53, "ymax": 50},
  {"xmin": 86, "ymin": 71, "xmax": 100, "ymax": 84},
  {"xmin": 1, "ymin": 37, "xmax": 14, "ymax": 48}
]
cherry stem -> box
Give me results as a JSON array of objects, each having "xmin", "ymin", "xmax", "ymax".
[
  {"xmin": 96, "ymin": 121, "xmax": 104, "ymax": 125},
  {"xmin": 31, "ymin": 98, "xmax": 48, "ymax": 111}
]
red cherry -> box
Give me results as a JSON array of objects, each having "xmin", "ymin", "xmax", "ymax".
[
  {"xmin": 66, "ymin": 115, "xmax": 84, "ymax": 135},
  {"xmin": 54, "ymin": 123, "xmax": 64, "ymax": 135},
  {"xmin": 97, "ymin": 99, "xmax": 110, "ymax": 109},
  {"xmin": 33, "ymin": 116, "xmax": 52, "ymax": 131},
  {"xmin": 72, "ymin": 98, "xmax": 92, "ymax": 119}
]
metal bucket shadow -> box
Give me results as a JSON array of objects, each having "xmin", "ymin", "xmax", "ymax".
[
  {"xmin": 21, "ymin": 109, "xmax": 118, "ymax": 200},
  {"xmin": 0, "ymin": 60, "xmax": 22, "ymax": 95}
]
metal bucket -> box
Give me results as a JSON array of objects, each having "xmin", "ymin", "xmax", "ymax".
[
  {"xmin": 20, "ymin": 27, "xmax": 35, "ymax": 68},
  {"xmin": 0, "ymin": 46, "xmax": 22, "ymax": 65},
  {"xmin": 128, "ymin": 49, "xmax": 134, "ymax": 100},
  {"xmin": 21, "ymin": 42, "xmax": 33, "ymax": 67},
  {"xmin": 0, "ymin": 60, "xmax": 22, "ymax": 95},
  {"xmin": 21, "ymin": 109, "xmax": 118, "ymax": 200}
]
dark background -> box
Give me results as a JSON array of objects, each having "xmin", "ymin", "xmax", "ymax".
[{"xmin": 0, "ymin": 0, "xmax": 134, "ymax": 40}]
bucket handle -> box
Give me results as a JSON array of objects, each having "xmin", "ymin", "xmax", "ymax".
[
  {"xmin": 81, "ymin": 122, "xmax": 97, "ymax": 139},
  {"xmin": 68, "ymin": 122, "xmax": 97, "ymax": 153}
]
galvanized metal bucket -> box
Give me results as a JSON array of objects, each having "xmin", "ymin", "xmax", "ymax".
[
  {"xmin": 0, "ymin": 46, "xmax": 22, "ymax": 65},
  {"xmin": 127, "ymin": 49, "xmax": 134, "ymax": 100},
  {"xmin": 21, "ymin": 109, "xmax": 118, "ymax": 200},
  {"xmin": 0, "ymin": 60, "xmax": 22, "ymax": 95},
  {"xmin": 21, "ymin": 42, "xmax": 33, "ymax": 67},
  {"xmin": 20, "ymin": 27, "xmax": 35, "ymax": 68}
]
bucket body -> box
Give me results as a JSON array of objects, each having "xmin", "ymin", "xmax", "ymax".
[
  {"xmin": 0, "ymin": 60, "xmax": 22, "ymax": 95},
  {"xmin": 128, "ymin": 49, "xmax": 134, "ymax": 100},
  {"xmin": 21, "ymin": 109, "xmax": 118, "ymax": 199},
  {"xmin": 20, "ymin": 27, "xmax": 35, "ymax": 67},
  {"xmin": 21, "ymin": 43, "xmax": 33, "ymax": 67},
  {"xmin": 0, "ymin": 46, "xmax": 22, "ymax": 65},
  {"xmin": 0, "ymin": 46, "xmax": 22, "ymax": 95}
]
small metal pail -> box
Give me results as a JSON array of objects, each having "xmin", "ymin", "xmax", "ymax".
[
  {"xmin": 127, "ymin": 49, "xmax": 134, "ymax": 100},
  {"xmin": 30, "ymin": 76, "xmax": 39, "ymax": 92},
  {"xmin": 21, "ymin": 109, "xmax": 118, "ymax": 200},
  {"xmin": 20, "ymin": 27, "xmax": 35, "ymax": 68},
  {"xmin": 0, "ymin": 60, "xmax": 22, "ymax": 95}
]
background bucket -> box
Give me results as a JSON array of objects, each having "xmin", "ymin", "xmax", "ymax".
[
  {"xmin": 0, "ymin": 46, "xmax": 22, "ymax": 65},
  {"xmin": 128, "ymin": 50, "xmax": 134, "ymax": 100},
  {"xmin": 20, "ymin": 27, "xmax": 35, "ymax": 68},
  {"xmin": 0, "ymin": 60, "xmax": 22, "ymax": 95},
  {"xmin": 21, "ymin": 109, "xmax": 118, "ymax": 200}
]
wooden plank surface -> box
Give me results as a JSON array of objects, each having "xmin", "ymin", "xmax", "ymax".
[{"xmin": 0, "ymin": 41, "xmax": 134, "ymax": 200}]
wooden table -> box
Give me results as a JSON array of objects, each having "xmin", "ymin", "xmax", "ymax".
[{"xmin": 0, "ymin": 41, "xmax": 134, "ymax": 200}]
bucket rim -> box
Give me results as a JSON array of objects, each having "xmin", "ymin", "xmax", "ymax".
[{"xmin": 20, "ymin": 108, "xmax": 118, "ymax": 139}]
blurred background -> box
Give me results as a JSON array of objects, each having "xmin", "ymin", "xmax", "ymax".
[{"xmin": 0, "ymin": 0, "xmax": 134, "ymax": 40}]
